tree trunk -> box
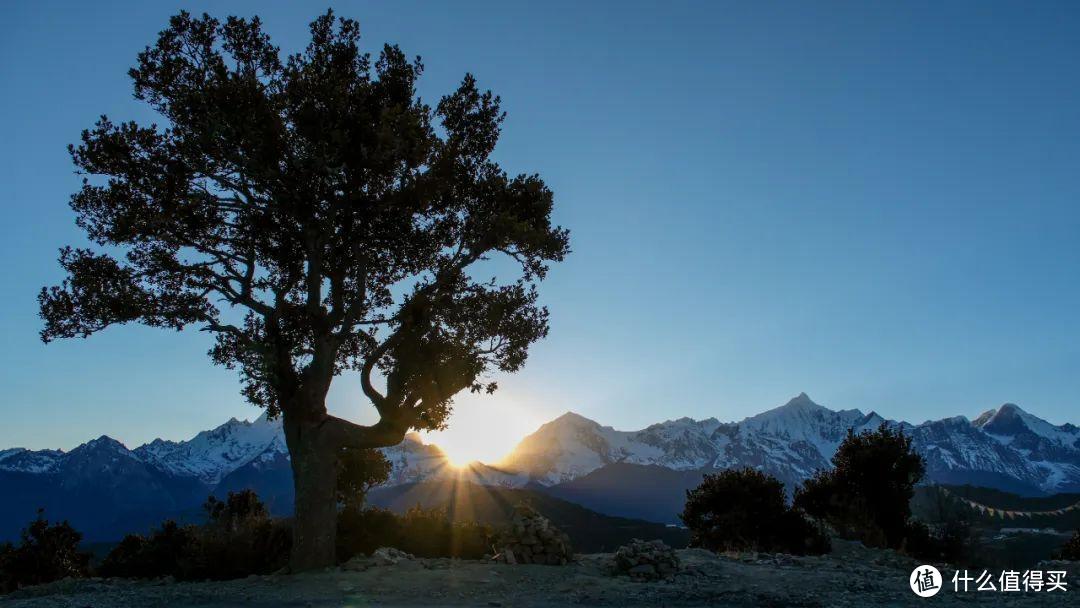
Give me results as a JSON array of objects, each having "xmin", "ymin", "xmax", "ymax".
[{"xmin": 284, "ymin": 414, "xmax": 339, "ymax": 572}]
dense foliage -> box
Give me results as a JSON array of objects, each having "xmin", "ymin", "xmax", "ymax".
[
  {"xmin": 791, "ymin": 423, "xmax": 975, "ymax": 562},
  {"xmin": 794, "ymin": 424, "xmax": 925, "ymax": 549},
  {"xmin": 97, "ymin": 520, "xmax": 195, "ymax": 579},
  {"xmin": 337, "ymin": 448, "xmax": 392, "ymax": 509},
  {"xmin": 0, "ymin": 511, "xmax": 90, "ymax": 593},
  {"xmin": 99, "ymin": 491, "xmax": 290, "ymax": 581},
  {"xmin": 94, "ymin": 491, "xmax": 497, "ymax": 581},
  {"xmin": 337, "ymin": 505, "xmax": 493, "ymax": 560},
  {"xmin": 680, "ymin": 468, "xmax": 829, "ymax": 555}
]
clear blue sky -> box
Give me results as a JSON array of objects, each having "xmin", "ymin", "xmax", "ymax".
[{"xmin": 2, "ymin": 1, "xmax": 1078, "ymax": 459}]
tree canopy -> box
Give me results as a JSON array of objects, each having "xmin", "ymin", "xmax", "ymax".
[
  {"xmin": 794, "ymin": 423, "xmax": 926, "ymax": 548},
  {"xmin": 39, "ymin": 10, "xmax": 570, "ymax": 447}
]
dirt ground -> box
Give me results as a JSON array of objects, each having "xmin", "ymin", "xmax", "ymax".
[{"xmin": 2, "ymin": 542, "xmax": 1076, "ymax": 607}]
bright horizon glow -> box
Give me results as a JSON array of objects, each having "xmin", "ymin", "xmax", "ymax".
[{"xmin": 420, "ymin": 394, "xmax": 550, "ymax": 466}]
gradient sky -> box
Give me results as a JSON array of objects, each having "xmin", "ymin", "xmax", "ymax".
[{"xmin": 2, "ymin": 1, "xmax": 1078, "ymax": 464}]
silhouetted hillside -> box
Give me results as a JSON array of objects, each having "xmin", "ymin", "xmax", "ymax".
[
  {"xmin": 367, "ymin": 480, "xmax": 690, "ymax": 552},
  {"xmin": 0, "ymin": 435, "xmax": 211, "ymax": 541},
  {"xmin": 914, "ymin": 484, "xmax": 1080, "ymax": 530},
  {"xmin": 541, "ymin": 463, "xmax": 706, "ymax": 524}
]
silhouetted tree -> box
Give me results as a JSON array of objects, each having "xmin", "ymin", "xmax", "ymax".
[
  {"xmin": 0, "ymin": 510, "xmax": 90, "ymax": 592},
  {"xmin": 98, "ymin": 520, "xmax": 195, "ymax": 579},
  {"xmin": 204, "ymin": 490, "xmax": 269, "ymax": 532},
  {"xmin": 1058, "ymin": 529, "xmax": 1080, "ymax": 561},
  {"xmin": 794, "ymin": 424, "xmax": 925, "ymax": 549},
  {"xmin": 99, "ymin": 494, "xmax": 290, "ymax": 581},
  {"xmin": 38, "ymin": 10, "xmax": 569, "ymax": 570},
  {"xmin": 680, "ymin": 468, "xmax": 830, "ymax": 555},
  {"xmin": 337, "ymin": 447, "xmax": 391, "ymax": 509}
]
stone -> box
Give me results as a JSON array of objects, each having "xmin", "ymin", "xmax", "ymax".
[
  {"xmin": 492, "ymin": 503, "xmax": 574, "ymax": 566},
  {"xmin": 371, "ymin": 546, "xmax": 414, "ymax": 566},
  {"xmin": 613, "ymin": 538, "xmax": 682, "ymax": 581},
  {"xmin": 628, "ymin": 564, "xmax": 658, "ymax": 578}
]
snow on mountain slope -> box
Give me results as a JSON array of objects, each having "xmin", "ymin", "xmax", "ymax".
[
  {"xmin": 707, "ymin": 394, "xmax": 882, "ymax": 489},
  {"xmin": 967, "ymin": 403, "xmax": 1080, "ymax": 492},
  {"xmin": 501, "ymin": 394, "xmax": 1080, "ymax": 494},
  {"xmin": 906, "ymin": 415, "xmax": 1047, "ymax": 491},
  {"xmin": 135, "ymin": 415, "xmax": 462, "ymax": 488},
  {"xmin": 381, "ymin": 432, "xmax": 455, "ymax": 485},
  {"xmin": 0, "ymin": 447, "xmax": 64, "ymax": 473},
  {"xmin": 737, "ymin": 393, "xmax": 883, "ymax": 457},
  {"xmin": 0, "ymin": 413, "xmax": 456, "ymax": 490},
  {"xmin": 975, "ymin": 403, "xmax": 1080, "ymax": 450},
  {"xmin": 134, "ymin": 414, "xmax": 286, "ymax": 485},
  {"xmin": 501, "ymin": 411, "xmax": 723, "ymax": 485},
  {"xmin": 502, "ymin": 393, "xmax": 889, "ymax": 487},
  {"xmin": 3, "ymin": 394, "xmax": 1078, "ymax": 499}
]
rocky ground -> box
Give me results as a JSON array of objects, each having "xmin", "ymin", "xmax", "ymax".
[{"xmin": 2, "ymin": 541, "xmax": 1076, "ymax": 607}]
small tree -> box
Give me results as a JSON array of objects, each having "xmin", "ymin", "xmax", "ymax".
[
  {"xmin": 38, "ymin": 10, "xmax": 569, "ymax": 570},
  {"xmin": 204, "ymin": 490, "xmax": 269, "ymax": 532},
  {"xmin": 337, "ymin": 448, "xmax": 392, "ymax": 509},
  {"xmin": 98, "ymin": 520, "xmax": 195, "ymax": 579},
  {"xmin": 1057, "ymin": 530, "xmax": 1080, "ymax": 561},
  {"xmin": 680, "ymin": 469, "xmax": 829, "ymax": 555},
  {"xmin": 191, "ymin": 491, "xmax": 290, "ymax": 580},
  {"xmin": 794, "ymin": 423, "xmax": 925, "ymax": 549},
  {"xmin": 99, "ymin": 493, "xmax": 290, "ymax": 581},
  {"xmin": 0, "ymin": 510, "xmax": 90, "ymax": 593}
]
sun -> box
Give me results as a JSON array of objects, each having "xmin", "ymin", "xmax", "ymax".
[
  {"xmin": 420, "ymin": 396, "xmax": 547, "ymax": 466},
  {"xmin": 432, "ymin": 437, "xmax": 496, "ymax": 468},
  {"xmin": 439, "ymin": 450, "xmax": 471, "ymax": 469}
]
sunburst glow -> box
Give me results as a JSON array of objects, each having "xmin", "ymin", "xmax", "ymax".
[{"xmin": 422, "ymin": 395, "xmax": 547, "ymax": 466}]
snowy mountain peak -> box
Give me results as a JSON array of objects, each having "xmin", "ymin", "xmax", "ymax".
[
  {"xmin": 133, "ymin": 412, "xmax": 285, "ymax": 485},
  {"xmin": 73, "ymin": 435, "xmax": 132, "ymax": 455},
  {"xmin": 974, "ymin": 402, "xmax": 1079, "ymax": 451},
  {"xmin": 782, "ymin": 392, "xmax": 819, "ymax": 409},
  {"xmin": 547, "ymin": 411, "xmax": 602, "ymax": 429}
]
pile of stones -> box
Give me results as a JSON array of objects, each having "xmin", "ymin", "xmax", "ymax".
[
  {"xmin": 340, "ymin": 546, "xmax": 415, "ymax": 571},
  {"xmin": 613, "ymin": 539, "xmax": 681, "ymax": 581},
  {"xmin": 492, "ymin": 504, "xmax": 573, "ymax": 565},
  {"xmin": 371, "ymin": 547, "xmax": 414, "ymax": 566}
]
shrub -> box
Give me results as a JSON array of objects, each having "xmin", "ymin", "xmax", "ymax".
[
  {"xmin": 98, "ymin": 491, "xmax": 290, "ymax": 581},
  {"xmin": 337, "ymin": 505, "xmax": 493, "ymax": 561},
  {"xmin": 0, "ymin": 510, "xmax": 90, "ymax": 593},
  {"xmin": 176, "ymin": 491, "xmax": 291, "ymax": 580},
  {"xmin": 203, "ymin": 490, "xmax": 268, "ymax": 531},
  {"xmin": 903, "ymin": 519, "xmax": 974, "ymax": 564},
  {"xmin": 97, "ymin": 520, "xmax": 195, "ymax": 579},
  {"xmin": 336, "ymin": 506, "xmax": 401, "ymax": 560},
  {"xmin": 794, "ymin": 423, "xmax": 925, "ymax": 550},
  {"xmin": 1057, "ymin": 530, "xmax": 1080, "ymax": 561},
  {"xmin": 680, "ymin": 468, "xmax": 829, "ymax": 555}
]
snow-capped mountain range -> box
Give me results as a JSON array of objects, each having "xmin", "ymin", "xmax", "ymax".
[
  {"xmin": 496, "ymin": 393, "xmax": 1079, "ymax": 495},
  {"xmin": 2, "ymin": 393, "xmax": 1078, "ymax": 538},
  {"xmin": 0, "ymin": 415, "xmax": 454, "ymax": 487}
]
